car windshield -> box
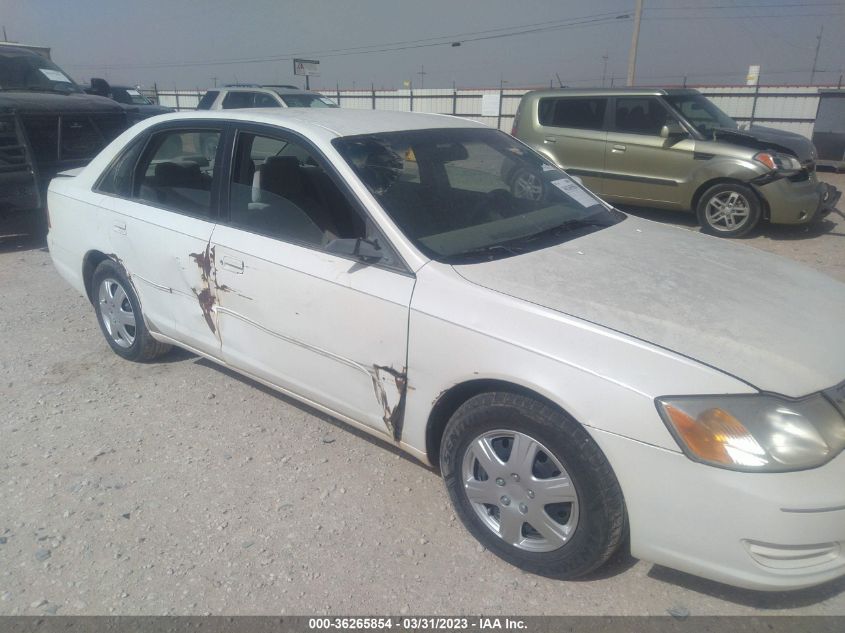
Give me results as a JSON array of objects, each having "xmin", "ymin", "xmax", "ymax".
[
  {"xmin": 0, "ymin": 49, "xmax": 82, "ymax": 93},
  {"xmin": 277, "ymin": 93, "xmax": 338, "ymax": 108},
  {"xmin": 333, "ymin": 127, "xmax": 624, "ymax": 263},
  {"xmin": 113, "ymin": 88, "xmax": 151, "ymax": 105},
  {"xmin": 664, "ymin": 93, "xmax": 738, "ymax": 136}
]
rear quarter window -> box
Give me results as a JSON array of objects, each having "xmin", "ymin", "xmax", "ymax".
[
  {"xmin": 538, "ymin": 97, "xmax": 607, "ymax": 131},
  {"xmin": 196, "ymin": 90, "xmax": 219, "ymax": 110}
]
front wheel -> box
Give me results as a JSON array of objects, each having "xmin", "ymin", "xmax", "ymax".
[
  {"xmin": 696, "ymin": 182, "xmax": 761, "ymax": 238},
  {"xmin": 440, "ymin": 392, "xmax": 626, "ymax": 579}
]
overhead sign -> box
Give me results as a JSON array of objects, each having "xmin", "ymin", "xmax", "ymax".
[{"xmin": 293, "ymin": 59, "xmax": 320, "ymax": 77}]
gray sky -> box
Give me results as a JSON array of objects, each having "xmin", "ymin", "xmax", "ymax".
[{"xmin": 4, "ymin": 0, "xmax": 844, "ymax": 90}]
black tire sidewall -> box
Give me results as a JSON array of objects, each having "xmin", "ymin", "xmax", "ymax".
[
  {"xmin": 696, "ymin": 182, "xmax": 761, "ymax": 238},
  {"xmin": 91, "ymin": 260, "xmax": 147, "ymax": 361},
  {"xmin": 441, "ymin": 393, "xmax": 624, "ymax": 579}
]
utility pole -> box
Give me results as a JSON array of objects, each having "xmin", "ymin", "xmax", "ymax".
[
  {"xmin": 601, "ymin": 53, "xmax": 609, "ymax": 87},
  {"xmin": 211, "ymin": 77, "xmax": 217, "ymax": 88},
  {"xmin": 416, "ymin": 65, "xmax": 427, "ymax": 89},
  {"xmin": 627, "ymin": 0, "xmax": 644, "ymax": 86},
  {"xmin": 810, "ymin": 24, "xmax": 823, "ymax": 85},
  {"xmin": 2, "ymin": 26, "xmax": 7, "ymax": 41}
]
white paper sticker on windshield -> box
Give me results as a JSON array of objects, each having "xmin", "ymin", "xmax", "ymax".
[
  {"xmin": 551, "ymin": 178, "xmax": 598, "ymax": 208},
  {"xmin": 542, "ymin": 164, "xmax": 556, "ymax": 171},
  {"xmin": 39, "ymin": 68, "xmax": 72, "ymax": 83},
  {"xmin": 127, "ymin": 89, "xmax": 142, "ymax": 96}
]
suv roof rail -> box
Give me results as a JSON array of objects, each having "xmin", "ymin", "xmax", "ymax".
[
  {"xmin": 223, "ymin": 83, "xmax": 262, "ymax": 88},
  {"xmin": 263, "ymin": 84, "xmax": 301, "ymax": 89}
]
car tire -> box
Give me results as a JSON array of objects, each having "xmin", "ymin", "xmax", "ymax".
[
  {"xmin": 696, "ymin": 182, "xmax": 761, "ymax": 238},
  {"xmin": 510, "ymin": 168, "xmax": 545, "ymax": 202},
  {"xmin": 91, "ymin": 259, "xmax": 170, "ymax": 362},
  {"xmin": 440, "ymin": 392, "xmax": 626, "ymax": 579}
]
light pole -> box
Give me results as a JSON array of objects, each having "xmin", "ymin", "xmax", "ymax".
[{"xmin": 627, "ymin": 0, "xmax": 643, "ymax": 87}]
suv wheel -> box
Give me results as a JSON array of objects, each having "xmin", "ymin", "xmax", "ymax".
[
  {"xmin": 696, "ymin": 182, "xmax": 761, "ymax": 238},
  {"xmin": 440, "ymin": 392, "xmax": 626, "ymax": 579}
]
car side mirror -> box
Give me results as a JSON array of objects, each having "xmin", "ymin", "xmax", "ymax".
[
  {"xmin": 90, "ymin": 77, "xmax": 112, "ymax": 97},
  {"xmin": 660, "ymin": 120, "xmax": 685, "ymax": 141},
  {"xmin": 326, "ymin": 237, "xmax": 384, "ymax": 263}
]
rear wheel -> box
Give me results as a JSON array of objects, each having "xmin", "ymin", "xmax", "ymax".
[
  {"xmin": 440, "ymin": 392, "xmax": 626, "ymax": 579},
  {"xmin": 92, "ymin": 260, "xmax": 170, "ymax": 362},
  {"xmin": 696, "ymin": 182, "xmax": 761, "ymax": 237}
]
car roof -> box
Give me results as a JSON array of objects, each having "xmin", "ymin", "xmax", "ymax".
[
  {"xmin": 152, "ymin": 108, "xmax": 488, "ymax": 138},
  {"xmin": 523, "ymin": 87, "xmax": 701, "ymax": 98}
]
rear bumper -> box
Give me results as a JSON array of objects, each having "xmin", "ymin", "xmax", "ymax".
[{"xmin": 756, "ymin": 176, "xmax": 840, "ymax": 225}]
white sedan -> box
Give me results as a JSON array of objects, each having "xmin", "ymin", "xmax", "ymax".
[{"xmin": 47, "ymin": 108, "xmax": 845, "ymax": 591}]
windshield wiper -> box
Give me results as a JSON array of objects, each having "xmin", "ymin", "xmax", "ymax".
[
  {"xmin": 513, "ymin": 216, "xmax": 613, "ymax": 245},
  {"xmin": 446, "ymin": 242, "xmax": 526, "ymax": 263}
]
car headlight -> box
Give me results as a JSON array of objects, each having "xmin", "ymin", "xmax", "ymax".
[
  {"xmin": 656, "ymin": 394, "xmax": 845, "ymax": 472},
  {"xmin": 753, "ymin": 151, "xmax": 802, "ymax": 173}
]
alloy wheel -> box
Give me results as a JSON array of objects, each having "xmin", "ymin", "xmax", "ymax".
[{"xmin": 704, "ymin": 190, "xmax": 751, "ymax": 232}]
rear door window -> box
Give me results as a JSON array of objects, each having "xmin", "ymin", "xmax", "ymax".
[
  {"xmin": 253, "ymin": 93, "xmax": 280, "ymax": 108},
  {"xmin": 133, "ymin": 129, "xmax": 222, "ymax": 218},
  {"xmin": 539, "ymin": 98, "xmax": 607, "ymax": 130},
  {"xmin": 221, "ymin": 91, "xmax": 257, "ymax": 109},
  {"xmin": 613, "ymin": 97, "xmax": 671, "ymax": 136}
]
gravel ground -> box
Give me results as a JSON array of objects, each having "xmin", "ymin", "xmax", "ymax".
[{"xmin": 1, "ymin": 173, "xmax": 844, "ymax": 616}]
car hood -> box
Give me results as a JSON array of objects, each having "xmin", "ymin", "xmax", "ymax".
[
  {"xmin": 714, "ymin": 125, "xmax": 817, "ymax": 163},
  {"xmin": 454, "ymin": 215, "xmax": 845, "ymax": 397},
  {"xmin": 0, "ymin": 90, "xmax": 125, "ymax": 114}
]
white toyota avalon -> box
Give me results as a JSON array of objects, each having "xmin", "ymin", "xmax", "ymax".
[{"xmin": 46, "ymin": 108, "xmax": 845, "ymax": 591}]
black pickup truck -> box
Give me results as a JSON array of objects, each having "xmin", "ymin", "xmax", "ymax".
[{"xmin": 0, "ymin": 45, "xmax": 128, "ymax": 231}]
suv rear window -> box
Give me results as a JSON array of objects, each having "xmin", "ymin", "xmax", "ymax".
[
  {"xmin": 538, "ymin": 98, "xmax": 607, "ymax": 130},
  {"xmin": 196, "ymin": 90, "xmax": 219, "ymax": 110}
]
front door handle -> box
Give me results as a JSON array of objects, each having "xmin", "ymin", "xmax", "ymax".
[
  {"xmin": 112, "ymin": 221, "xmax": 126, "ymax": 235},
  {"xmin": 544, "ymin": 137, "xmax": 557, "ymax": 143},
  {"xmin": 611, "ymin": 144, "xmax": 627, "ymax": 153},
  {"xmin": 220, "ymin": 256, "xmax": 244, "ymax": 273}
]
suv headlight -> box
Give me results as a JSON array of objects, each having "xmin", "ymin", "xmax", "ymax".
[
  {"xmin": 656, "ymin": 394, "xmax": 845, "ymax": 472},
  {"xmin": 753, "ymin": 151, "xmax": 802, "ymax": 173}
]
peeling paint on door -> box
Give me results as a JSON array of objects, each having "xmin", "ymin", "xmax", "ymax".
[
  {"xmin": 370, "ymin": 364, "xmax": 408, "ymax": 441},
  {"xmin": 188, "ymin": 242, "xmax": 218, "ymax": 334}
]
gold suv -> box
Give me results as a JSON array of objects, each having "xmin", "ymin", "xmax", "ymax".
[{"xmin": 512, "ymin": 88, "xmax": 839, "ymax": 237}]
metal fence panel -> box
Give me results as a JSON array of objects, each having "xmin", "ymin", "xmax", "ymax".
[{"xmin": 145, "ymin": 85, "xmax": 833, "ymax": 139}]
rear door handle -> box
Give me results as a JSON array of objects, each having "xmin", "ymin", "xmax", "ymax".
[
  {"xmin": 112, "ymin": 221, "xmax": 126, "ymax": 235},
  {"xmin": 220, "ymin": 256, "xmax": 244, "ymax": 273},
  {"xmin": 611, "ymin": 144, "xmax": 627, "ymax": 153},
  {"xmin": 544, "ymin": 137, "xmax": 557, "ymax": 143}
]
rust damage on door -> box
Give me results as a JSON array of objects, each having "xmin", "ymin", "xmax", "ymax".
[
  {"xmin": 370, "ymin": 364, "xmax": 408, "ymax": 441},
  {"xmin": 188, "ymin": 242, "xmax": 219, "ymax": 334}
]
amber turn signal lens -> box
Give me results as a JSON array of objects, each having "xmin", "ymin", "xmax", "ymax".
[
  {"xmin": 663, "ymin": 405, "xmax": 757, "ymax": 466},
  {"xmin": 754, "ymin": 152, "xmax": 777, "ymax": 170}
]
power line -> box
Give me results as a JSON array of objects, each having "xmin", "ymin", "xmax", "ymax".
[
  {"xmin": 646, "ymin": 11, "xmax": 843, "ymax": 20},
  {"xmin": 646, "ymin": 1, "xmax": 843, "ymax": 9},
  {"xmin": 65, "ymin": 11, "xmax": 630, "ymax": 71}
]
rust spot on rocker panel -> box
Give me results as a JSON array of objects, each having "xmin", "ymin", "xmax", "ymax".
[{"xmin": 371, "ymin": 365, "xmax": 408, "ymax": 442}]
